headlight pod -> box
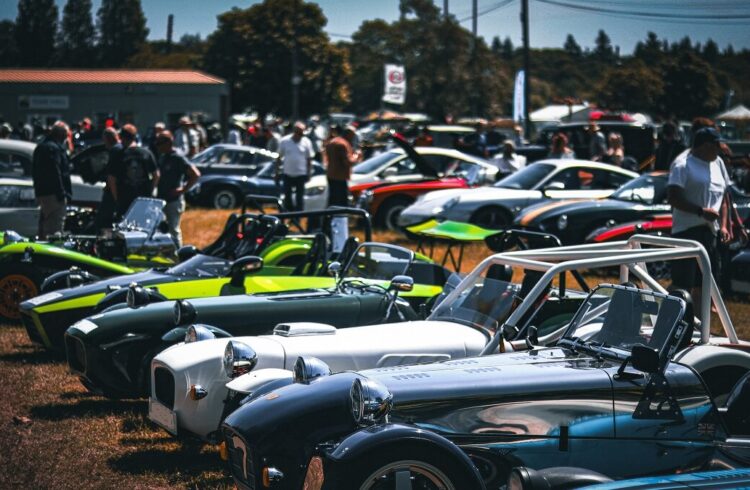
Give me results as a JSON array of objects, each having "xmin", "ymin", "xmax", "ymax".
[
  {"xmin": 126, "ymin": 282, "xmax": 149, "ymax": 308},
  {"xmin": 184, "ymin": 324, "xmax": 216, "ymax": 343},
  {"xmin": 2, "ymin": 230, "xmax": 23, "ymax": 245},
  {"xmin": 293, "ymin": 356, "xmax": 331, "ymax": 384},
  {"xmin": 173, "ymin": 299, "xmax": 197, "ymax": 326},
  {"xmin": 556, "ymin": 214, "xmax": 568, "ymax": 230},
  {"xmin": 506, "ymin": 467, "xmax": 550, "ymax": 490},
  {"xmin": 304, "ymin": 185, "xmax": 326, "ymax": 196},
  {"xmin": 223, "ymin": 340, "xmax": 258, "ymax": 378},
  {"xmin": 350, "ymin": 377, "xmax": 393, "ymax": 426}
]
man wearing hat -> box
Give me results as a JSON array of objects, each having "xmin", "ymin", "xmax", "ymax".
[
  {"xmin": 667, "ymin": 126, "xmax": 730, "ymax": 316},
  {"xmin": 155, "ymin": 130, "xmax": 200, "ymax": 246},
  {"xmin": 107, "ymin": 124, "xmax": 159, "ymax": 216},
  {"xmin": 226, "ymin": 120, "xmax": 245, "ymax": 146},
  {"xmin": 174, "ymin": 116, "xmax": 198, "ymax": 157}
]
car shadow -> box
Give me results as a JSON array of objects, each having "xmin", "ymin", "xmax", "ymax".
[
  {"xmin": 29, "ymin": 399, "xmax": 146, "ymax": 421},
  {"xmin": 0, "ymin": 347, "xmax": 64, "ymax": 364},
  {"xmin": 108, "ymin": 447, "xmax": 231, "ymax": 481}
]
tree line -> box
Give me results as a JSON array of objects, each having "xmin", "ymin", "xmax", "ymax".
[{"xmin": 2, "ymin": 0, "xmax": 748, "ymax": 121}]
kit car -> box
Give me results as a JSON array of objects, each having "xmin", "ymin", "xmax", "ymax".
[
  {"xmin": 221, "ymin": 236, "xmax": 750, "ymax": 490},
  {"xmin": 19, "ymin": 207, "xmax": 372, "ymax": 350},
  {"xmin": 65, "ymin": 242, "xmax": 448, "ymax": 398},
  {"xmin": 398, "ymin": 160, "xmax": 637, "ymax": 230}
]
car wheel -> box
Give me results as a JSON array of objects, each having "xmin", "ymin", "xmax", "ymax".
[
  {"xmin": 0, "ymin": 263, "xmax": 42, "ymax": 323},
  {"xmin": 470, "ymin": 206, "xmax": 509, "ymax": 229},
  {"xmin": 212, "ymin": 188, "xmax": 240, "ymax": 209},
  {"xmin": 379, "ymin": 197, "xmax": 413, "ymax": 231},
  {"xmin": 342, "ymin": 447, "xmax": 470, "ymax": 490}
]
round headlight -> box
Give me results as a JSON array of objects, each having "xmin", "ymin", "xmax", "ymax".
[
  {"xmin": 2, "ymin": 230, "xmax": 23, "ymax": 245},
  {"xmin": 506, "ymin": 467, "xmax": 546, "ymax": 490},
  {"xmin": 292, "ymin": 356, "xmax": 331, "ymax": 384},
  {"xmin": 556, "ymin": 214, "xmax": 568, "ymax": 230},
  {"xmin": 350, "ymin": 377, "xmax": 393, "ymax": 426},
  {"xmin": 184, "ymin": 324, "xmax": 216, "ymax": 343},
  {"xmin": 173, "ymin": 299, "xmax": 197, "ymax": 326},
  {"xmin": 223, "ymin": 340, "xmax": 257, "ymax": 378}
]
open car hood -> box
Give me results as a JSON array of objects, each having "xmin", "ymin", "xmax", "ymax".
[
  {"xmin": 389, "ymin": 131, "xmax": 441, "ymax": 179},
  {"xmin": 71, "ymin": 144, "xmax": 109, "ymax": 184}
]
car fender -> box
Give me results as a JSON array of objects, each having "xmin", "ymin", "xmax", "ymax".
[
  {"xmin": 0, "ymin": 241, "xmax": 133, "ymax": 274},
  {"xmin": 259, "ymin": 238, "xmax": 312, "ymax": 267},
  {"xmin": 676, "ymin": 344, "xmax": 750, "ymax": 373},
  {"xmin": 226, "ymin": 368, "xmax": 294, "ymax": 396},
  {"xmin": 41, "ymin": 268, "xmax": 101, "ymax": 292},
  {"xmin": 94, "ymin": 286, "xmax": 168, "ymax": 312},
  {"xmin": 326, "ymin": 423, "xmax": 486, "ymax": 489}
]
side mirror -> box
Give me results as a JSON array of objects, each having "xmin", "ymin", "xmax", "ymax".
[
  {"xmin": 177, "ymin": 245, "xmax": 199, "ymax": 262},
  {"xmin": 229, "ymin": 256, "xmax": 263, "ymax": 287},
  {"xmin": 327, "ymin": 261, "xmax": 341, "ymax": 279},
  {"xmin": 631, "ymin": 344, "xmax": 660, "ymax": 374},
  {"xmin": 389, "ymin": 275, "xmax": 414, "ymax": 292}
]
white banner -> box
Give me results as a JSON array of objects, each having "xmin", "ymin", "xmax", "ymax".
[
  {"xmin": 382, "ymin": 64, "xmax": 406, "ymax": 105},
  {"xmin": 513, "ymin": 70, "xmax": 525, "ymax": 123},
  {"xmin": 19, "ymin": 95, "xmax": 70, "ymax": 110}
]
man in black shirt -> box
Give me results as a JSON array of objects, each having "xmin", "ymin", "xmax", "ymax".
[
  {"xmin": 155, "ymin": 130, "xmax": 200, "ymax": 246},
  {"xmin": 32, "ymin": 121, "xmax": 71, "ymax": 236},
  {"xmin": 107, "ymin": 124, "xmax": 159, "ymax": 216},
  {"xmin": 654, "ymin": 122, "xmax": 686, "ymax": 172},
  {"xmin": 94, "ymin": 127, "xmax": 122, "ymax": 231}
]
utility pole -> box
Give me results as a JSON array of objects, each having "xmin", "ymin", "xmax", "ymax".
[
  {"xmin": 291, "ymin": 4, "xmax": 300, "ymax": 120},
  {"xmin": 472, "ymin": 0, "xmax": 478, "ymax": 40},
  {"xmin": 166, "ymin": 14, "xmax": 173, "ymax": 53},
  {"xmin": 444, "ymin": 0, "xmax": 449, "ymax": 17},
  {"xmin": 521, "ymin": 0, "xmax": 531, "ymax": 137}
]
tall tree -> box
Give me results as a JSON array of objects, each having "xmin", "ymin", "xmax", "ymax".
[
  {"xmin": 56, "ymin": 0, "xmax": 95, "ymax": 66},
  {"xmin": 0, "ymin": 20, "xmax": 19, "ymax": 67},
  {"xmin": 596, "ymin": 60, "xmax": 663, "ymax": 112},
  {"xmin": 203, "ymin": 0, "xmax": 349, "ymax": 116},
  {"xmin": 501, "ymin": 36, "xmax": 514, "ymax": 60},
  {"xmin": 593, "ymin": 29, "xmax": 614, "ymax": 62},
  {"xmin": 97, "ymin": 0, "xmax": 148, "ymax": 66},
  {"xmin": 633, "ymin": 32, "xmax": 663, "ymax": 66},
  {"xmin": 15, "ymin": 0, "xmax": 58, "ymax": 66},
  {"xmin": 660, "ymin": 52, "xmax": 721, "ymax": 119},
  {"xmin": 702, "ymin": 39, "xmax": 719, "ymax": 64},
  {"xmin": 563, "ymin": 34, "xmax": 581, "ymax": 57}
]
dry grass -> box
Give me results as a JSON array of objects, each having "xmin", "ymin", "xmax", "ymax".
[{"xmin": 1, "ymin": 207, "xmax": 749, "ymax": 488}]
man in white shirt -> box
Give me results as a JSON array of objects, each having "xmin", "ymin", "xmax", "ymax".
[
  {"xmin": 491, "ymin": 142, "xmax": 527, "ymax": 180},
  {"xmin": 276, "ymin": 121, "xmax": 314, "ymax": 211},
  {"xmin": 667, "ymin": 126, "xmax": 730, "ymax": 316}
]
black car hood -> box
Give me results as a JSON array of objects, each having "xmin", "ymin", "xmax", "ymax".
[
  {"xmin": 389, "ymin": 131, "xmax": 440, "ymax": 178},
  {"xmin": 516, "ymin": 198, "xmax": 642, "ymax": 226}
]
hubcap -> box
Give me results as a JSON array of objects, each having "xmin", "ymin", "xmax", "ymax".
[
  {"xmin": 215, "ymin": 191, "xmax": 236, "ymax": 209},
  {"xmin": 0, "ymin": 274, "xmax": 37, "ymax": 320},
  {"xmin": 360, "ymin": 460, "xmax": 455, "ymax": 490}
]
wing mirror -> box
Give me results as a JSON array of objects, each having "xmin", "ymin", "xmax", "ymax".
[
  {"xmin": 631, "ymin": 344, "xmax": 660, "ymax": 374},
  {"xmin": 177, "ymin": 245, "xmax": 199, "ymax": 262},
  {"xmin": 229, "ymin": 256, "xmax": 263, "ymax": 287},
  {"xmin": 327, "ymin": 261, "xmax": 342, "ymax": 278},
  {"xmin": 389, "ymin": 275, "xmax": 414, "ymax": 292},
  {"xmin": 543, "ymin": 181, "xmax": 565, "ymax": 191}
]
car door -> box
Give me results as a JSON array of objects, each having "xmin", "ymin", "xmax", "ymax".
[
  {"xmin": 542, "ymin": 167, "xmax": 629, "ymax": 200},
  {"xmin": 0, "ymin": 150, "xmax": 31, "ymax": 178}
]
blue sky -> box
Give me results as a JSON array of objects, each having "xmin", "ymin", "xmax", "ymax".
[{"xmin": 2, "ymin": 0, "xmax": 748, "ymax": 54}]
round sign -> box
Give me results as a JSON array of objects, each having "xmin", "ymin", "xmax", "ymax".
[{"xmin": 388, "ymin": 70, "xmax": 404, "ymax": 84}]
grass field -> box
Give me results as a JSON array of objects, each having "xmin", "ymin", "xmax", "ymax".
[{"xmin": 1, "ymin": 208, "xmax": 749, "ymax": 488}]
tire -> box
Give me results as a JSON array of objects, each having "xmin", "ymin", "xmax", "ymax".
[
  {"xmin": 470, "ymin": 206, "xmax": 509, "ymax": 230},
  {"xmin": 379, "ymin": 197, "xmax": 413, "ymax": 231},
  {"xmin": 211, "ymin": 187, "xmax": 240, "ymax": 209},
  {"xmin": 339, "ymin": 446, "xmax": 472, "ymax": 490},
  {"xmin": 0, "ymin": 263, "xmax": 43, "ymax": 323}
]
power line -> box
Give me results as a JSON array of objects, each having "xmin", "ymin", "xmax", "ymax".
[
  {"xmin": 536, "ymin": 0, "xmax": 750, "ymax": 20},
  {"xmin": 457, "ymin": 0, "xmax": 516, "ymax": 23}
]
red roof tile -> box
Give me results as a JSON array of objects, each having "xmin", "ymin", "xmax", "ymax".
[{"xmin": 0, "ymin": 69, "xmax": 225, "ymax": 85}]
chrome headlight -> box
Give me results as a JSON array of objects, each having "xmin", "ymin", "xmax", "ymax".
[
  {"xmin": 223, "ymin": 340, "xmax": 257, "ymax": 378},
  {"xmin": 126, "ymin": 282, "xmax": 149, "ymax": 308},
  {"xmin": 357, "ymin": 190, "xmax": 374, "ymax": 207},
  {"xmin": 305, "ymin": 185, "xmax": 326, "ymax": 196},
  {"xmin": 350, "ymin": 377, "xmax": 393, "ymax": 426},
  {"xmin": 556, "ymin": 214, "xmax": 568, "ymax": 230},
  {"xmin": 184, "ymin": 324, "xmax": 216, "ymax": 343},
  {"xmin": 431, "ymin": 196, "xmax": 459, "ymax": 215},
  {"xmin": 2, "ymin": 230, "xmax": 23, "ymax": 245},
  {"xmin": 173, "ymin": 299, "xmax": 197, "ymax": 326},
  {"xmin": 293, "ymin": 356, "xmax": 331, "ymax": 384}
]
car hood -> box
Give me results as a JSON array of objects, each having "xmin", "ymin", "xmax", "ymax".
[{"xmin": 515, "ymin": 198, "xmax": 638, "ymax": 226}]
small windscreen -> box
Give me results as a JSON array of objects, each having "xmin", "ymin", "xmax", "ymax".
[
  {"xmin": 119, "ymin": 198, "xmax": 163, "ymax": 233},
  {"xmin": 343, "ymin": 244, "xmax": 413, "ymax": 281},
  {"xmin": 166, "ymin": 254, "xmax": 231, "ymax": 277}
]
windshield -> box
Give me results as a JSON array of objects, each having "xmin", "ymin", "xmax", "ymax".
[
  {"xmin": 611, "ymin": 174, "xmax": 667, "ymax": 204},
  {"xmin": 253, "ymin": 162, "xmax": 274, "ymax": 178},
  {"xmin": 166, "ymin": 254, "xmax": 231, "ymax": 277},
  {"xmin": 117, "ymin": 198, "xmax": 164, "ymax": 233},
  {"xmin": 353, "ymin": 150, "xmax": 400, "ymax": 174},
  {"xmin": 429, "ymin": 265, "xmax": 519, "ymax": 333},
  {"xmin": 191, "ymin": 147, "xmax": 217, "ymax": 164},
  {"xmin": 560, "ymin": 285, "xmax": 684, "ymax": 358},
  {"xmin": 495, "ymin": 163, "xmax": 555, "ymax": 190},
  {"xmin": 343, "ymin": 244, "xmax": 413, "ymax": 281}
]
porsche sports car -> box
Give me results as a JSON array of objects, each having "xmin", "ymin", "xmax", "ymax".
[
  {"xmin": 397, "ymin": 160, "xmax": 638, "ymax": 230},
  {"xmin": 221, "ymin": 254, "xmax": 750, "ymax": 490},
  {"xmin": 65, "ymin": 242, "xmax": 449, "ymax": 398},
  {"xmin": 515, "ymin": 172, "xmax": 750, "ymax": 245},
  {"xmin": 19, "ymin": 207, "xmax": 374, "ymax": 350},
  {"xmin": 1, "ymin": 197, "xmax": 177, "ymax": 322}
]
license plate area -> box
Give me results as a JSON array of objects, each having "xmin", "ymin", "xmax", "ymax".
[{"xmin": 148, "ymin": 397, "xmax": 177, "ymax": 435}]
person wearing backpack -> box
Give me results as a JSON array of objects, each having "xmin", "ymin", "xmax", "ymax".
[{"xmin": 107, "ymin": 124, "xmax": 160, "ymax": 217}]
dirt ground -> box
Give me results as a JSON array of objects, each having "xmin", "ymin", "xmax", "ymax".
[{"xmin": 1, "ymin": 208, "xmax": 749, "ymax": 488}]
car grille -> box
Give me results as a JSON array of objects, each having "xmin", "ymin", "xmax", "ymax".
[
  {"xmin": 153, "ymin": 367, "xmax": 175, "ymax": 410},
  {"xmin": 65, "ymin": 335, "xmax": 86, "ymax": 374},
  {"xmin": 224, "ymin": 429, "xmax": 256, "ymax": 490}
]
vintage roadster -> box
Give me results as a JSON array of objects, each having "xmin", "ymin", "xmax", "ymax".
[
  {"xmin": 220, "ymin": 236, "xmax": 750, "ymax": 490},
  {"xmin": 19, "ymin": 207, "xmax": 373, "ymax": 350},
  {"xmin": 65, "ymin": 242, "xmax": 448, "ymax": 398}
]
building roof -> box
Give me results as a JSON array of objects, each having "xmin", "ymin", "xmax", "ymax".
[{"xmin": 0, "ymin": 69, "xmax": 225, "ymax": 85}]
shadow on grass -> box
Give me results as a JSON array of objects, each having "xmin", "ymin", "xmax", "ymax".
[
  {"xmin": 108, "ymin": 447, "xmax": 229, "ymax": 479},
  {"xmin": 0, "ymin": 347, "xmax": 64, "ymax": 364},
  {"xmin": 29, "ymin": 398, "xmax": 146, "ymax": 421}
]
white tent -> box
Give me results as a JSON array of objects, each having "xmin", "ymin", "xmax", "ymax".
[{"xmin": 716, "ymin": 104, "xmax": 750, "ymax": 121}]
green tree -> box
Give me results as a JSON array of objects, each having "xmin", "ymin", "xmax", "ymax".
[
  {"xmin": 702, "ymin": 39, "xmax": 719, "ymax": 64},
  {"xmin": 660, "ymin": 52, "xmax": 721, "ymax": 119},
  {"xmin": 501, "ymin": 36, "xmax": 514, "ymax": 60},
  {"xmin": 97, "ymin": 0, "xmax": 148, "ymax": 66},
  {"xmin": 596, "ymin": 60, "xmax": 664, "ymax": 112},
  {"xmin": 633, "ymin": 32, "xmax": 664, "ymax": 66},
  {"xmin": 56, "ymin": 0, "xmax": 95, "ymax": 66},
  {"xmin": 203, "ymin": 0, "xmax": 349, "ymax": 116},
  {"xmin": 15, "ymin": 0, "xmax": 58, "ymax": 66},
  {"xmin": 0, "ymin": 20, "xmax": 19, "ymax": 67},
  {"xmin": 593, "ymin": 29, "xmax": 614, "ymax": 63},
  {"xmin": 563, "ymin": 34, "xmax": 581, "ymax": 57}
]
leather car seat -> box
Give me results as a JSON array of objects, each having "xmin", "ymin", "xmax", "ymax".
[{"xmin": 292, "ymin": 233, "xmax": 329, "ymax": 276}]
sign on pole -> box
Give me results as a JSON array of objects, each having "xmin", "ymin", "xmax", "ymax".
[
  {"xmin": 382, "ymin": 64, "xmax": 406, "ymax": 105},
  {"xmin": 513, "ymin": 70, "xmax": 525, "ymax": 123}
]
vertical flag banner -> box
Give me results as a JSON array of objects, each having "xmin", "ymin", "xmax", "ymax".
[
  {"xmin": 382, "ymin": 64, "xmax": 406, "ymax": 105},
  {"xmin": 513, "ymin": 70, "xmax": 525, "ymax": 123}
]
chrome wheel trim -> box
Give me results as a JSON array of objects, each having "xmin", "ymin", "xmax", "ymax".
[
  {"xmin": 359, "ymin": 460, "xmax": 455, "ymax": 490},
  {"xmin": 213, "ymin": 189, "xmax": 237, "ymax": 209}
]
